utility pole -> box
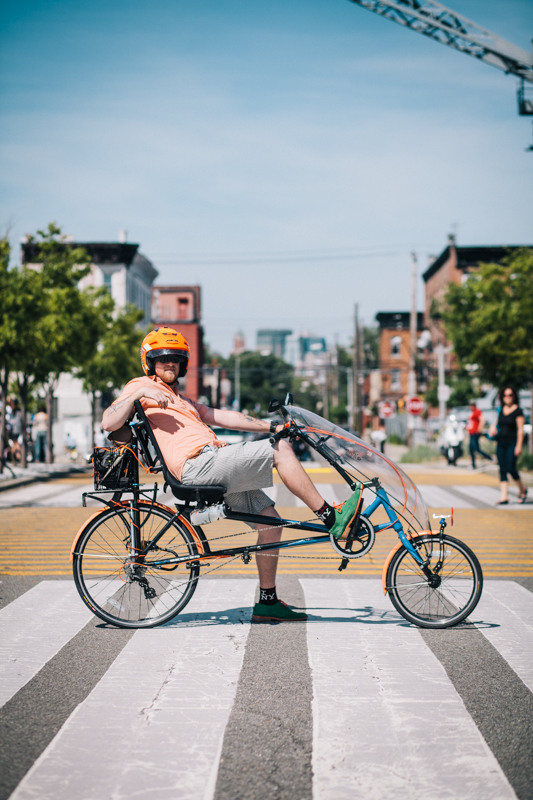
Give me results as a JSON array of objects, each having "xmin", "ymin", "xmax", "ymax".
[
  {"xmin": 435, "ymin": 344, "xmax": 451, "ymax": 421},
  {"xmin": 323, "ymin": 363, "xmax": 329, "ymax": 420},
  {"xmin": 347, "ymin": 367, "xmax": 354, "ymax": 430},
  {"xmin": 353, "ymin": 304, "xmax": 362, "ymax": 433},
  {"xmin": 234, "ymin": 355, "xmax": 241, "ymax": 412},
  {"xmin": 408, "ymin": 251, "xmax": 418, "ymax": 396}
]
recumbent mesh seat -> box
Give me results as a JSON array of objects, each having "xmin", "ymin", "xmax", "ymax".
[{"xmin": 132, "ymin": 400, "xmax": 226, "ymax": 507}]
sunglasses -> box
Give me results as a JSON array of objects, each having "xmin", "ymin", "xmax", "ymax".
[{"xmin": 154, "ymin": 355, "xmax": 184, "ymax": 365}]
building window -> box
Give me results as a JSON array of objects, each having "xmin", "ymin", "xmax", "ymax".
[
  {"xmin": 177, "ymin": 296, "xmax": 192, "ymax": 321},
  {"xmin": 103, "ymin": 272, "xmax": 112, "ymax": 291},
  {"xmin": 391, "ymin": 335, "xmax": 402, "ymax": 358},
  {"xmin": 391, "ymin": 369, "xmax": 401, "ymax": 391}
]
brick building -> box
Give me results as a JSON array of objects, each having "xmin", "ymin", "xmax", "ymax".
[
  {"xmin": 423, "ymin": 240, "xmax": 529, "ymax": 344},
  {"xmin": 376, "ymin": 312, "xmax": 425, "ymax": 399},
  {"xmin": 151, "ymin": 285, "xmax": 203, "ymax": 400},
  {"xmin": 422, "ymin": 239, "xmax": 531, "ymax": 376}
]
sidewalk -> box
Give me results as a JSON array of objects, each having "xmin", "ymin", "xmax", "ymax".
[{"xmin": 0, "ymin": 461, "xmax": 91, "ymax": 493}]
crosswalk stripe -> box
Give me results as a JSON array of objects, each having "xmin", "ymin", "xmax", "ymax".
[
  {"xmin": 419, "ymin": 485, "xmax": 476, "ymax": 509},
  {"xmin": 10, "ymin": 579, "xmax": 257, "ymax": 800},
  {"xmin": 0, "ymin": 581, "xmax": 93, "ymax": 707},
  {"xmin": 39, "ymin": 484, "xmax": 94, "ymax": 507},
  {"xmin": 301, "ymin": 579, "xmax": 516, "ymax": 800},
  {"xmin": 0, "ymin": 478, "xmax": 530, "ymax": 511},
  {"xmin": 475, "ymin": 581, "xmax": 533, "ymax": 693}
]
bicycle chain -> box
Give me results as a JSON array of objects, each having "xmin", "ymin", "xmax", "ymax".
[{"xmin": 190, "ymin": 516, "xmax": 346, "ymax": 560}]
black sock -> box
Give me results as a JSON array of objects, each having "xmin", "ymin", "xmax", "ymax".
[
  {"xmin": 259, "ymin": 586, "xmax": 278, "ymax": 605},
  {"xmin": 315, "ymin": 501, "xmax": 336, "ymax": 530}
]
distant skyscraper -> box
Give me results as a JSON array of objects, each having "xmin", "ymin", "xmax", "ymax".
[{"xmin": 256, "ymin": 329, "xmax": 292, "ymax": 359}]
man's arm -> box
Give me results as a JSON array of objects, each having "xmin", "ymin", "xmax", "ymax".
[
  {"xmin": 102, "ymin": 385, "xmax": 176, "ymax": 432},
  {"xmin": 198, "ymin": 406, "xmax": 280, "ymax": 434}
]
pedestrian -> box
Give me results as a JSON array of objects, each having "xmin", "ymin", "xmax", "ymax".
[
  {"xmin": 33, "ymin": 404, "xmax": 48, "ymax": 463},
  {"xmin": 7, "ymin": 398, "xmax": 22, "ymax": 463},
  {"xmin": 466, "ymin": 401, "xmax": 493, "ymax": 469},
  {"xmin": 489, "ymin": 387, "xmax": 527, "ymax": 505},
  {"xmin": 102, "ymin": 327, "xmax": 363, "ymax": 623}
]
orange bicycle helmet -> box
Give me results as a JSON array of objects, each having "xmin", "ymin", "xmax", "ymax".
[{"xmin": 140, "ymin": 327, "xmax": 190, "ymax": 377}]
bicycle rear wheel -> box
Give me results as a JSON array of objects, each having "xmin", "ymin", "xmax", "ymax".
[
  {"xmin": 386, "ymin": 534, "xmax": 483, "ymax": 629},
  {"xmin": 73, "ymin": 502, "xmax": 200, "ymax": 628}
]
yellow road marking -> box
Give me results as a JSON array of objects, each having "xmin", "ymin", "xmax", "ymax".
[{"xmin": 1, "ymin": 507, "xmax": 532, "ymax": 577}]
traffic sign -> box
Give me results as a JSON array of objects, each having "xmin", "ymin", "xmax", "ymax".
[
  {"xmin": 378, "ymin": 401, "xmax": 396, "ymax": 419},
  {"xmin": 406, "ymin": 395, "xmax": 425, "ymax": 416}
]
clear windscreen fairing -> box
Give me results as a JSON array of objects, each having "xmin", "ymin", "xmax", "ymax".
[{"xmin": 287, "ymin": 406, "xmax": 430, "ymax": 534}]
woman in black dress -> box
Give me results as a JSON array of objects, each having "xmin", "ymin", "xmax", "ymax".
[{"xmin": 489, "ymin": 387, "xmax": 527, "ymax": 505}]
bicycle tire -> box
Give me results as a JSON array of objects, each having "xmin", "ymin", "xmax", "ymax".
[
  {"xmin": 73, "ymin": 502, "xmax": 200, "ymax": 629},
  {"xmin": 386, "ymin": 534, "xmax": 483, "ymax": 629}
]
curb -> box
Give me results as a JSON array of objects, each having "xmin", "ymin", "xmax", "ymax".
[{"xmin": 0, "ymin": 468, "xmax": 91, "ymax": 494}]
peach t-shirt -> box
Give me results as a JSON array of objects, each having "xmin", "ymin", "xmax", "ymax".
[{"xmin": 118, "ymin": 375, "xmax": 224, "ymax": 480}]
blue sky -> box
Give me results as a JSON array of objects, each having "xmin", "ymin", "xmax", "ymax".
[{"xmin": 1, "ymin": 0, "xmax": 532, "ymax": 354}]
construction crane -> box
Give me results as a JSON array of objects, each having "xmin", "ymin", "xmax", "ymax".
[{"xmin": 347, "ymin": 0, "xmax": 533, "ymax": 146}]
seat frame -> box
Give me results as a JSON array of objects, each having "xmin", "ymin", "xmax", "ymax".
[{"xmin": 130, "ymin": 400, "xmax": 227, "ymax": 507}]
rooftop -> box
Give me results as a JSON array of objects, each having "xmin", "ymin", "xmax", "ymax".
[{"xmin": 422, "ymin": 245, "xmax": 530, "ymax": 283}]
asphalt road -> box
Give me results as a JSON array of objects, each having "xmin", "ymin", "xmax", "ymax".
[{"xmin": 1, "ymin": 471, "xmax": 532, "ymax": 799}]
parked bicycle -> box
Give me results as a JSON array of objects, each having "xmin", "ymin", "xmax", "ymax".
[{"xmin": 71, "ymin": 397, "xmax": 483, "ymax": 629}]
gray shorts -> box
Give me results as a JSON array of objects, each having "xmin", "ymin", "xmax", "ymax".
[{"xmin": 181, "ymin": 438, "xmax": 275, "ymax": 522}]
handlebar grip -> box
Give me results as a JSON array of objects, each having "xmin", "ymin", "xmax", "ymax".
[{"xmin": 269, "ymin": 424, "xmax": 295, "ymax": 444}]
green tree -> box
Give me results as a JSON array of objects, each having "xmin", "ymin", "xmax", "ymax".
[
  {"xmin": 1, "ymin": 225, "xmax": 109, "ymax": 466},
  {"xmin": 442, "ymin": 248, "xmax": 533, "ymax": 389},
  {"xmin": 78, "ymin": 304, "xmax": 145, "ymax": 449},
  {"xmin": 363, "ymin": 326, "xmax": 379, "ymax": 370},
  {"xmin": 21, "ymin": 225, "xmax": 99, "ymax": 464},
  {"xmin": 224, "ymin": 351, "xmax": 294, "ymax": 414}
]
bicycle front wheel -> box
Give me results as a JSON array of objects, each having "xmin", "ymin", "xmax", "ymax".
[
  {"xmin": 386, "ymin": 534, "xmax": 483, "ymax": 629},
  {"xmin": 73, "ymin": 502, "xmax": 200, "ymax": 628}
]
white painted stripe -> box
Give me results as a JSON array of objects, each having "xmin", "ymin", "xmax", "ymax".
[
  {"xmin": 12, "ymin": 579, "xmax": 257, "ymax": 800},
  {"xmin": 0, "ymin": 482, "xmax": 70, "ymax": 507},
  {"xmin": 452, "ymin": 485, "xmax": 527, "ymax": 509},
  {"xmin": 295, "ymin": 482, "xmax": 338, "ymax": 508},
  {"xmin": 453, "ymin": 485, "xmax": 501, "ymax": 505},
  {"xmin": 0, "ymin": 582, "xmax": 93, "ymax": 707},
  {"xmin": 419, "ymin": 485, "xmax": 475, "ymax": 509},
  {"xmin": 39, "ymin": 484, "xmax": 94, "ymax": 506},
  {"xmin": 263, "ymin": 485, "xmax": 278, "ymax": 503},
  {"xmin": 474, "ymin": 581, "xmax": 533, "ymax": 693},
  {"xmin": 333, "ymin": 483, "xmax": 351, "ymax": 503},
  {"xmin": 301, "ymin": 579, "xmax": 515, "ymax": 800}
]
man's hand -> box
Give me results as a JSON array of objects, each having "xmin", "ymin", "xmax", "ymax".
[
  {"xmin": 134, "ymin": 386, "xmax": 176, "ymax": 410},
  {"xmin": 103, "ymin": 386, "xmax": 176, "ymax": 431}
]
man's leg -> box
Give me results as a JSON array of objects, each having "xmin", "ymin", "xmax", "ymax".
[
  {"xmin": 273, "ymin": 439, "xmax": 324, "ymax": 510},
  {"xmin": 272, "ymin": 438, "xmax": 362, "ymax": 540},
  {"xmin": 469, "ymin": 435, "xmax": 477, "ymax": 470},
  {"xmin": 255, "ymin": 504, "xmax": 283, "ymax": 588},
  {"xmin": 252, "ymin": 504, "xmax": 307, "ymax": 622}
]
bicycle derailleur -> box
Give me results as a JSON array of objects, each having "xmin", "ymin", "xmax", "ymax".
[{"xmin": 124, "ymin": 562, "xmax": 157, "ymax": 600}]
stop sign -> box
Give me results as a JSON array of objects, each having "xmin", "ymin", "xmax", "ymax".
[
  {"xmin": 406, "ymin": 395, "xmax": 425, "ymax": 416},
  {"xmin": 378, "ymin": 401, "xmax": 396, "ymax": 419}
]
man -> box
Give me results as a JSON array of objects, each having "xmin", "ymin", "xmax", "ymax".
[
  {"xmin": 102, "ymin": 327, "xmax": 361, "ymax": 623},
  {"xmin": 467, "ymin": 401, "xmax": 493, "ymax": 470}
]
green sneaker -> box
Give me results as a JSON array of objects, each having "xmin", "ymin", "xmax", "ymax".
[
  {"xmin": 329, "ymin": 484, "xmax": 363, "ymax": 540},
  {"xmin": 252, "ymin": 600, "xmax": 308, "ymax": 623}
]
